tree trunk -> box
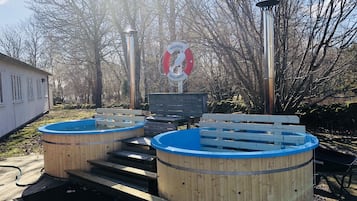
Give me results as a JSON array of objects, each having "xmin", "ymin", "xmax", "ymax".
[
  {"xmin": 95, "ymin": 43, "xmax": 102, "ymax": 108},
  {"xmin": 169, "ymin": 0, "xmax": 176, "ymax": 41}
]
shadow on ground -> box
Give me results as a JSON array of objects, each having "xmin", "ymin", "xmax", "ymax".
[
  {"xmin": 18, "ymin": 183, "xmax": 117, "ymax": 201},
  {"xmin": 13, "ymin": 174, "xmax": 117, "ymax": 201},
  {"xmin": 314, "ymin": 174, "xmax": 357, "ymax": 201}
]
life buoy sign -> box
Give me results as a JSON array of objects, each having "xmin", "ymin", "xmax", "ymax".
[{"xmin": 162, "ymin": 41, "xmax": 194, "ymax": 81}]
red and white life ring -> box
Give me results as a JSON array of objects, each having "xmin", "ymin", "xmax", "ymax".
[{"xmin": 162, "ymin": 41, "xmax": 194, "ymax": 81}]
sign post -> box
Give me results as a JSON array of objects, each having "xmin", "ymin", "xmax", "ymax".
[{"xmin": 162, "ymin": 41, "xmax": 194, "ymax": 93}]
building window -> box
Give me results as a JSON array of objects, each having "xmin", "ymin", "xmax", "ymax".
[
  {"xmin": 11, "ymin": 74, "xmax": 23, "ymax": 102},
  {"xmin": 42, "ymin": 78, "xmax": 48, "ymax": 98},
  {"xmin": 0, "ymin": 72, "xmax": 3, "ymax": 103},
  {"xmin": 37, "ymin": 79, "xmax": 42, "ymax": 99},
  {"xmin": 27, "ymin": 77, "xmax": 34, "ymax": 101}
]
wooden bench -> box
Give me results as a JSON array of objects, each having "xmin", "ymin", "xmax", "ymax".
[
  {"xmin": 147, "ymin": 93, "xmax": 207, "ymax": 128},
  {"xmin": 95, "ymin": 108, "xmax": 145, "ymax": 128},
  {"xmin": 199, "ymin": 113, "xmax": 307, "ymax": 152}
]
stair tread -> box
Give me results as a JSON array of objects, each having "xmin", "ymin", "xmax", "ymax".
[
  {"xmin": 88, "ymin": 160, "xmax": 157, "ymax": 179},
  {"xmin": 110, "ymin": 150, "xmax": 156, "ymax": 162},
  {"xmin": 66, "ymin": 170, "xmax": 166, "ymax": 201},
  {"xmin": 90, "ymin": 168, "xmax": 149, "ymax": 191},
  {"xmin": 123, "ymin": 137, "xmax": 152, "ymax": 146}
]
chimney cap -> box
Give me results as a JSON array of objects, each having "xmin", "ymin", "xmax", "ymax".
[
  {"xmin": 124, "ymin": 25, "xmax": 137, "ymax": 34},
  {"xmin": 256, "ymin": 0, "xmax": 280, "ymax": 8}
]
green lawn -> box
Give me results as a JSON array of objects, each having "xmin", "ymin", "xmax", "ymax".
[{"xmin": 0, "ymin": 107, "xmax": 95, "ymax": 159}]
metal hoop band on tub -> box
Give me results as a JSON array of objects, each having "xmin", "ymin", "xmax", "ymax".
[{"xmin": 157, "ymin": 157, "xmax": 313, "ymax": 175}]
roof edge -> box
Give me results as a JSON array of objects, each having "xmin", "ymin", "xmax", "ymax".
[{"xmin": 0, "ymin": 52, "xmax": 52, "ymax": 76}]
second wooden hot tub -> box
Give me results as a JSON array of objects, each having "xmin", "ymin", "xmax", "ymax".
[
  {"xmin": 151, "ymin": 114, "xmax": 319, "ymax": 201},
  {"xmin": 39, "ymin": 118, "xmax": 144, "ymax": 178}
]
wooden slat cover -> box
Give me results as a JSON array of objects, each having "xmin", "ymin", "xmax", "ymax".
[
  {"xmin": 95, "ymin": 108, "xmax": 145, "ymax": 128},
  {"xmin": 96, "ymin": 114, "xmax": 145, "ymax": 122},
  {"xmin": 96, "ymin": 108, "xmax": 144, "ymax": 116},
  {"xmin": 199, "ymin": 113, "xmax": 306, "ymax": 151},
  {"xmin": 200, "ymin": 138, "xmax": 283, "ymax": 151},
  {"xmin": 96, "ymin": 120, "xmax": 136, "ymax": 128},
  {"xmin": 199, "ymin": 122, "xmax": 306, "ymax": 133},
  {"xmin": 200, "ymin": 130, "xmax": 306, "ymax": 145},
  {"xmin": 201, "ymin": 113, "xmax": 301, "ymax": 124}
]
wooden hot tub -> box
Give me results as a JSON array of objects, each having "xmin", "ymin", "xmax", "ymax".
[
  {"xmin": 151, "ymin": 114, "xmax": 319, "ymax": 201},
  {"xmin": 39, "ymin": 119, "xmax": 144, "ymax": 178}
]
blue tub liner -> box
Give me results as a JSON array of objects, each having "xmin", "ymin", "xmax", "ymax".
[
  {"xmin": 151, "ymin": 128, "xmax": 319, "ymax": 159},
  {"xmin": 38, "ymin": 119, "xmax": 144, "ymax": 135}
]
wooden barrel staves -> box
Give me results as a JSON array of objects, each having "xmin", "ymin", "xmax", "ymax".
[
  {"xmin": 152, "ymin": 114, "xmax": 319, "ymax": 201},
  {"xmin": 156, "ymin": 148, "xmax": 314, "ymax": 201},
  {"xmin": 40, "ymin": 119, "xmax": 144, "ymax": 178}
]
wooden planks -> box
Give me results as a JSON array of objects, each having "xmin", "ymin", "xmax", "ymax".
[
  {"xmin": 156, "ymin": 150, "xmax": 314, "ymax": 201},
  {"xmin": 201, "ymin": 113, "xmax": 301, "ymax": 124},
  {"xmin": 199, "ymin": 113, "xmax": 306, "ymax": 151},
  {"xmin": 148, "ymin": 93, "xmax": 207, "ymax": 119},
  {"xmin": 88, "ymin": 160, "xmax": 157, "ymax": 179},
  {"xmin": 123, "ymin": 136, "xmax": 152, "ymax": 147},
  {"xmin": 96, "ymin": 108, "xmax": 144, "ymax": 116},
  {"xmin": 66, "ymin": 170, "xmax": 167, "ymax": 201},
  {"xmin": 95, "ymin": 108, "xmax": 145, "ymax": 128},
  {"xmin": 42, "ymin": 128, "xmax": 144, "ymax": 178}
]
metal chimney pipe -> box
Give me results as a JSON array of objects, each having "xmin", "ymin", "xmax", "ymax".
[
  {"xmin": 257, "ymin": 0, "xmax": 279, "ymax": 114},
  {"xmin": 124, "ymin": 25, "xmax": 137, "ymax": 109}
]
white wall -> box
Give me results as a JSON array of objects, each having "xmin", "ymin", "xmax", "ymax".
[{"xmin": 0, "ymin": 60, "xmax": 50, "ymax": 137}]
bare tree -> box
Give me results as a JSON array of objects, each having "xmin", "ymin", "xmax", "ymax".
[
  {"xmin": 22, "ymin": 18, "xmax": 43, "ymax": 67},
  {"xmin": 30, "ymin": 0, "xmax": 112, "ymax": 107},
  {"xmin": 0, "ymin": 26, "xmax": 23, "ymax": 59},
  {"xmin": 109, "ymin": 0, "xmax": 140, "ymax": 107},
  {"xmin": 275, "ymin": 0, "xmax": 357, "ymax": 112},
  {"xmin": 4, "ymin": 0, "xmax": 351, "ymax": 111},
  {"xmin": 109, "ymin": 0, "xmax": 160, "ymax": 107},
  {"xmin": 184, "ymin": 0, "xmax": 264, "ymax": 112},
  {"xmin": 183, "ymin": 0, "xmax": 357, "ymax": 113},
  {"xmin": 169, "ymin": 0, "xmax": 176, "ymax": 41}
]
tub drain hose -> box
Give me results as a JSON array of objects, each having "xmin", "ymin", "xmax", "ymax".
[{"xmin": 0, "ymin": 165, "xmax": 44, "ymax": 187}]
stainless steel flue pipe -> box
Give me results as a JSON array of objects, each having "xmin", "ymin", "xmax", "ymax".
[
  {"xmin": 257, "ymin": 0, "xmax": 279, "ymax": 114},
  {"xmin": 124, "ymin": 25, "xmax": 137, "ymax": 109}
]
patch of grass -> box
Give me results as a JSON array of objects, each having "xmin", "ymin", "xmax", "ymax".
[{"xmin": 0, "ymin": 109, "xmax": 95, "ymax": 159}]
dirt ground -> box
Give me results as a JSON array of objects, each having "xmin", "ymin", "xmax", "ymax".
[{"xmin": 312, "ymin": 130, "xmax": 357, "ymax": 201}]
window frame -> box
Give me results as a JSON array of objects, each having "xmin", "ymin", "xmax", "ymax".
[
  {"xmin": 11, "ymin": 74, "xmax": 23, "ymax": 103},
  {"xmin": 27, "ymin": 77, "xmax": 34, "ymax": 101}
]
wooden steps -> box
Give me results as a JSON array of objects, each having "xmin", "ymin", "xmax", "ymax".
[
  {"xmin": 109, "ymin": 150, "xmax": 156, "ymax": 162},
  {"xmin": 88, "ymin": 160, "xmax": 157, "ymax": 179},
  {"xmin": 108, "ymin": 150, "xmax": 157, "ymax": 172},
  {"xmin": 122, "ymin": 137, "xmax": 156, "ymax": 155},
  {"xmin": 124, "ymin": 136, "xmax": 152, "ymax": 146},
  {"xmin": 66, "ymin": 170, "xmax": 166, "ymax": 201},
  {"xmin": 66, "ymin": 136, "xmax": 166, "ymax": 200}
]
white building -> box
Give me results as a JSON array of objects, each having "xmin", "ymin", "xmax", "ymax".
[{"xmin": 0, "ymin": 53, "xmax": 51, "ymax": 138}]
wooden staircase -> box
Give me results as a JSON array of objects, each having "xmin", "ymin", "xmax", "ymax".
[{"xmin": 66, "ymin": 137, "xmax": 166, "ymax": 201}]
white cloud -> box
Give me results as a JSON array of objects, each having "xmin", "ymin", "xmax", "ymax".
[{"xmin": 0, "ymin": 0, "xmax": 9, "ymax": 5}]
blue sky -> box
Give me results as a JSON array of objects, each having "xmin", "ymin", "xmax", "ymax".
[{"xmin": 0, "ymin": 0, "xmax": 32, "ymax": 27}]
